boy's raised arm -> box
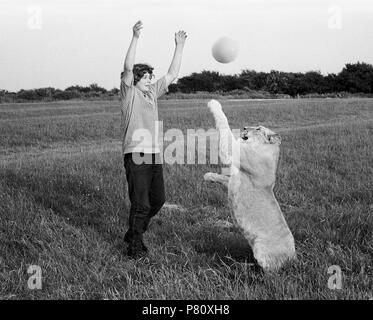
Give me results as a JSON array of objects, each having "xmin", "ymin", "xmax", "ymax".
[
  {"xmin": 122, "ymin": 20, "xmax": 143, "ymax": 86},
  {"xmin": 165, "ymin": 31, "xmax": 187, "ymax": 87}
]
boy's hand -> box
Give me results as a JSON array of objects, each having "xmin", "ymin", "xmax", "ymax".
[
  {"xmin": 175, "ymin": 30, "xmax": 187, "ymax": 45},
  {"xmin": 133, "ymin": 20, "xmax": 143, "ymax": 38}
]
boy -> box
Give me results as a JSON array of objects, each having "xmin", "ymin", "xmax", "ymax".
[{"xmin": 120, "ymin": 20, "xmax": 187, "ymax": 258}]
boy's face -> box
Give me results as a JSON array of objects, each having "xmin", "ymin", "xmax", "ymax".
[{"xmin": 135, "ymin": 72, "xmax": 153, "ymax": 93}]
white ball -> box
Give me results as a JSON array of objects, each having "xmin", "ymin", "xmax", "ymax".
[{"xmin": 212, "ymin": 37, "xmax": 239, "ymax": 64}]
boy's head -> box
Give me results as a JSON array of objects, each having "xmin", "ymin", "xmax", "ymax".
[
  {"xmin": 133, "ymin": 64, "xmax": 154, "ymax": 85},
  {"xmin": 133, "ymin": 63, "xmax": 154, "ymax": 93}
]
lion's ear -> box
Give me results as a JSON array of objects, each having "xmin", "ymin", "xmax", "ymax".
[{"xmin": 268, "ymin": 133, "xmax": 281, "ymax": 145}]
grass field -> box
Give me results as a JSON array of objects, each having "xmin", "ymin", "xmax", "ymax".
[{"xmin": 0, "ymin": 98, "xmax": 372, "ymax": 299}]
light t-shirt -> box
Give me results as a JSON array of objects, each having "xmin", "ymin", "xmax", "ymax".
[{"xmin": 120, "ymin": 73, "xmax": 168, "ymax": 154}]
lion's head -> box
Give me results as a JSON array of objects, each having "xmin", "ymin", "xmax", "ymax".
[
  {"xmin": 240, "ymin": 126, "xmax": 281, "ymax": 146},
  {"xmin": 237, "ymin": 125, "xmax": 282, "ymax": 183}
]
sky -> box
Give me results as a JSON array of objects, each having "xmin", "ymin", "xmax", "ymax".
[{"xmin": 0, "ymin": 0, "xmax": 372, "ymax": 91}]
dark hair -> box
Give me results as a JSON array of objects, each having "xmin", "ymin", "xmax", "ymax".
[{"xmin": 133, "ymin": 63, "xmax": 154, "ymax": 85}]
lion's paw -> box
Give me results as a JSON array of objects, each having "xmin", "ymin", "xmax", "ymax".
[
  {"xmin": 204, "ymin": 172, "xmax": 215, "ymax": 181},
  {"xmin": 253, "ymin": 243, "xmax": 296, "ymax": 272}
]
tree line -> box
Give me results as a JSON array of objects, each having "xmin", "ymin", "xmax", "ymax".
[
  {"xmin": 1, "ymin": 62, "xmax": 373, "ymax": 103},
  {"xmin": 0, "ymin": 84, "xmax": 119, "ymax": 103},
  {"xmin": 170, "ymin": 61, "xmax": 373, "ymax": 96}
]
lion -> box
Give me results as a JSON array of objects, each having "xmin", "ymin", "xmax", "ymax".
[{"xmin": 204, "ymin": 99, "xmax": 296, "ymax": 271}]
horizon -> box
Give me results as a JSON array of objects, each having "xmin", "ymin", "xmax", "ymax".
[{"xmin": 1, "ymin": 0, "xmax": 372, "ymax": 91}]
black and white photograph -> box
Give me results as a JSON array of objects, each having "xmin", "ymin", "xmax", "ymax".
[{"xmin": 0, "ymin": 0, "xmax": 372, "ymax": 305}]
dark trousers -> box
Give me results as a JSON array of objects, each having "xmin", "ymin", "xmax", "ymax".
[{"xmin": 123, "ymin": 153, "xmax": 165, "ymax": 249}]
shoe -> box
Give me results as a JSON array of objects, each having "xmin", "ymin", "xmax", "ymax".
[
  {"xmin": 127, "ymin": 248, "xmax": 144, "ymax": 258},
  {"xmin": 127, "ymin": 244, "xmax": 148, "ymax": 258},
  {"xmin": 124, "ymin": 232, "xmax": 148, "ymax": 253}
]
